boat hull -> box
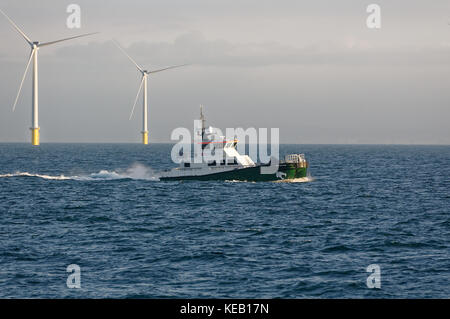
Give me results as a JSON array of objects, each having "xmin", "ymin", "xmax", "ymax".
[{"xmin": 159, "ymin": 163, "xmax": 307, "ymax": 182}]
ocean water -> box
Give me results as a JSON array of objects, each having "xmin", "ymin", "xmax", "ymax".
[{"xmin": 0, "ymin": 143, "xmax": 448, "ymax": 298}]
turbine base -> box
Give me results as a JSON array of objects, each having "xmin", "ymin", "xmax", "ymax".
[
  {"xmin": 142, "ymin": 131, "xmax": 149, "ymax": 145},
  {"xmin": 31, "ymin": 127, "xmax": 40, "ymax": 146}
]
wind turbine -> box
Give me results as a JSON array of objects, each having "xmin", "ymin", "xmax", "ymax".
[
  {"xmin": 113, "ymin": 40, "xmax": 187, "ymax": 144},
  {"xmin": 0, "ymin": 9, "xmax": 97, "ymax": 145}
]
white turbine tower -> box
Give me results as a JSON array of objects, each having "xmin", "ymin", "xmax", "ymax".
[
  {"xmin": 0, "ymin": 9, "xmax": 97, "ymax": 145},
  {"xmin": 113, "ymin": 40, "xmax": 187, "ymax": 145}
]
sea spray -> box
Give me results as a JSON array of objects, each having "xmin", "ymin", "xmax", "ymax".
[{"xmin": 122, "ymin": 163, "xmax": 160, "ymax": 181}]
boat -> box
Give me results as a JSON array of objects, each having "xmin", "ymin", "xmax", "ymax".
[{"xmin": 159, "ymin": 108, "xmax": 308, "ymax": 182}]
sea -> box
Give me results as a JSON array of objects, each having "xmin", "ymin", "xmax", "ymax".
[{"xmin": 0, "ymin": 143, "xmax": 448, "ymax": 298}]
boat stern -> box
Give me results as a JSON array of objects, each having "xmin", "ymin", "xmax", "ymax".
[{"xmin": 282, "ymin": 154, "xmax": 308, "ymax": 179}]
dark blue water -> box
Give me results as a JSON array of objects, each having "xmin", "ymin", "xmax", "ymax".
[{"xmin": 0, "ymin": 144, "xmax": 448, "ymax": 298}]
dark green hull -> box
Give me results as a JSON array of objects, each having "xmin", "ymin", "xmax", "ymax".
[{"xmin": 160, "ymin": 163, "xmax": 307, "ymax": 182}]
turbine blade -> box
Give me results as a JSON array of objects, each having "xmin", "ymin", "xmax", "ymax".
[
  {"xmin": 38, "ymin": 32, "xmax": 98, "ymax": 47},
  {"xmin": 129, "ymin": 77, "xmax": 145, "ymax": 120},
  {"xmin": 148, "ymin": 64, "xmax": 189, "ymax": 74},
  {"xmin": 112, "ymin": 39, "xmax": 143, "ymax": 73},
  {"xmin": 0, "ymin": 8, "xmax": 32, "ymax": 45},
  {"xmin": 12, "ymin": 48, "xmax": 35, "ymax": 111}
]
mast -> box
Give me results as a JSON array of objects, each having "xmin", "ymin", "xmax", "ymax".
[
  {"xmin": 200, "ymin": 104, "xmax": 206, "ymax": 140},
  {"xmin": 200, "ymin": 105, "xmax": 208, "ymax": 154}
]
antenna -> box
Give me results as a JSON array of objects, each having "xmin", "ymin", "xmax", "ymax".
[{"xmin": 199, "ymin": 104, "xmax": 206, "ymax": 140}]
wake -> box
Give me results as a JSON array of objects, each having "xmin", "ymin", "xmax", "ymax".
[
  {"xmin": 274, "ymin": 176, "xmax": 315, "ymax": 183},
  {"xmin": 0, "ymin": 164, "xmax": 160, "ymax": 181}
]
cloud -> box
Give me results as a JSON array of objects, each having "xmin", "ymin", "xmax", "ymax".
[
  {"xmin": 1, "ymin": 1, "xmax": 449, "ymax": 144},
  {"xmin": 41, "ymin": 30, "xmax": 450, "ymax": 68}
]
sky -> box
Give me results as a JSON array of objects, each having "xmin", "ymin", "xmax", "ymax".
[{"xmin": 0, "ymin": 0, "xmax": 449, "ymax": 144}]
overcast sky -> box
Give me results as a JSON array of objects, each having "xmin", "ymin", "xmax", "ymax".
[{"xmin": 0, "ymin": 0, "xmax": 449, "ymax": 144}]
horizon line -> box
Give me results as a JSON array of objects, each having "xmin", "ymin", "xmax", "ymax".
[{"xmin": 0, "ymin": 142, "xmax": 448, "ymax": 146}]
